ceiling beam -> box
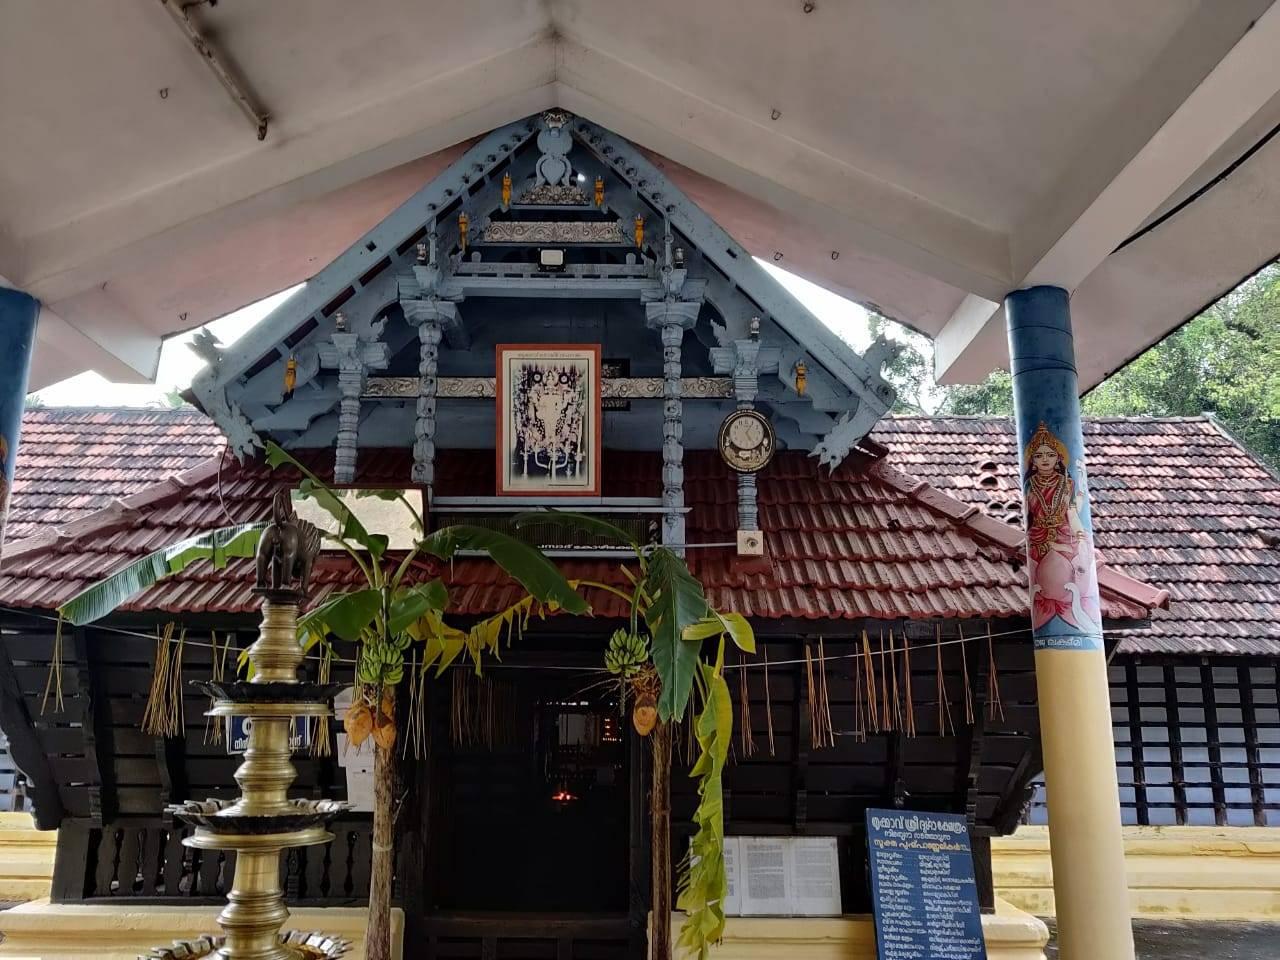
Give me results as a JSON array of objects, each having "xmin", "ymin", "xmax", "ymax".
[
  {"xmin": 553, "ymin": 39, "xmax": 1013, "ymax": 301},
  {"xmin": 935, "ymin": 4, "xmax": 1280, "ymax": 385},
  {"xmin": 19, "ymin": 35, "xmax": 560, "ymax": 307}
]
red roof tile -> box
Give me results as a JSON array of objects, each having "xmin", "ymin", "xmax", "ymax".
[
  {"xmin": 871, "ymin": 416, "xmax": 1280, "ymax": 656},
  {"xmin": 5, "ymin": 407, "xmax": 224, "ymax": 542},
  {"xmin": 0, "ymin": 441, "xmax": 1153, "ymax": 627}
]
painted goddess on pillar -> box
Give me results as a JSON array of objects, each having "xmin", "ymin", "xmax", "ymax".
[{"xmin": 1023, "ymin": 422, "xmax": 1101, "ymax": 634}]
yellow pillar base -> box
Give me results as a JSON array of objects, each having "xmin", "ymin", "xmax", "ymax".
[
  {"xmin": 995, "ymin": 824, "xmax": 1280, "ymax": 921},
  {"xmin": 0, "ymin": 814, "xmax": 55, "ymax": 902},
  {"xmin": 0, "ymin": 899, "xmax": 404, "ymax": 960},
  {"xmin": 658, "ymin": 900, "xmax": 1049, "ymax": 959}
]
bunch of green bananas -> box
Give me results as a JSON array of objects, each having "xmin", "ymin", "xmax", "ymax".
[
  {"xmin": 357, "ymin": 641, "xmax": 404, "ymax": 687},
  {"xmin": 604, "ymin": 629, "xmax": 649, "ymax": 677}
]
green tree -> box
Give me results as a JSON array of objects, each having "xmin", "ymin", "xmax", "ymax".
[
  {"xmin": 1082, "ymin": 266, "xmax": 1280, "ymax": 467},
  {"xmin": 941, "ymin": 371, "xmax": 1014, "ymax": 416},
  {"xmin": 867, "ymin": 313, "xmax": 945, "ymax": 414},
  {"xmin": 927, "ymin": 265, "xmax": 1280, "ymax": 468}
]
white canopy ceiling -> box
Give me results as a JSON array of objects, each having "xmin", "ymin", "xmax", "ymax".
[{"xmin": 3, "ymin": 0, "xmax": 1279, "ymax": 390}]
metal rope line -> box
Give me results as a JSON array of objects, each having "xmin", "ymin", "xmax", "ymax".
[{"xmin": 1, "ymin": 605, "xmax": 1036, "ymax": 672}]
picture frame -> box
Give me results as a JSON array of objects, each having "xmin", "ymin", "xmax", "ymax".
[{"xmin": 495, "ymin": 343, "xmax": 602, "ymax": 497}]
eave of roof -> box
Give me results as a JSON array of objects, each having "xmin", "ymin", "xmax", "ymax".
[{"xmin": 0, "ymin": 446, "xmax": 1157, "ymax": 629}]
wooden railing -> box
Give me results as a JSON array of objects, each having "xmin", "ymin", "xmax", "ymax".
[{"xmin": 51, "ymin": 816, "xmax": 374, "ymax": 905}]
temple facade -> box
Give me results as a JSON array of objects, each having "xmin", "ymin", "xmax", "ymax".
[{"xmin": 0, "ymin": 112, "xmax": 1208, "ymax": 959}]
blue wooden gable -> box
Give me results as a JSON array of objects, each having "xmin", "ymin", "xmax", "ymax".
[{"xmin": 188, "ymin": 111, "xmax": 900, "ymax": 504}]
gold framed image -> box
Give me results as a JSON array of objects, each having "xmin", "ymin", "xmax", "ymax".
[{"xmin": 495, "ymin": 344, "xmax": 602, "ymax": 497}]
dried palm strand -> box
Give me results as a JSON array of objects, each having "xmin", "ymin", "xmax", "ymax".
[
  {"xmin": 142, "ymin": 622, "xmax": 183, "ymax": 738},
  {"xmin": 450, "ymin": 669, "xmax": 465, "ymax": 745},
  {"xmin": 41, "ymin": 615, "xmax": 66, "ymax": 715},
  {"xmin": 804, "ymin": 644, "xmax": 819, "ymax": 749},
  {"xmin": 817, "ymin": 636, "xmax": 835, "ymax": 748},
  {"xmin": 901, "ymin": 628, "xmax": 916, "ymax": 738},
  {"xmin": 738, "ymin": 649, "xmax": 756, "ymax": 757},
  {"xmin": 935, "ymin": 624, "xmax": 954, "ymax": 737},
  {"xmin": 886, "ymin": 630, "xmax": 900, "ymax": 732},
  {"xmin": 169, "ymin": 628, "xmax": 187, "ymax": 733},
  {"xmin": 762, "ymin": 645, "xmax": 776, "ymax": 757},
  {"xmin": 986, "ymin": 622, "xmax": 1005, "ymax": 721},
  {"xmin": 958, "ymin": 624, "xmax": 975, "ymax": 725},
  {"xmin": 311, "ymin": 642, "xmax": 334, "ymax": 758},
  {"xmin": 862, "ymin": 630, "xmax": 879, "ymax": 734},
  {"xmin": 204, "ymin": 633, "xmax": 230, "ymax": 745},
  {"xmin": 401, "ymin": 649, "xmax": 421, "ymax": 759},
  {"xmin": 852, "ymin": 638, "xmax": 865, "ymax": 742}
]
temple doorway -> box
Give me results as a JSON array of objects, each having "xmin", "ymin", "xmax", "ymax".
[{"xmin": 414, "ymin": 653, "xmax": 642, "ymax": 958}]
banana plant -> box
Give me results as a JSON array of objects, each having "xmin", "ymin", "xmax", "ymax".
[
  {"xmin": 513, "ymin": 511, "xmax": 752, "ymax": 960},
  {"xmin": 58, "ymin": 442, "xmax": 587, "ymax": 960}
]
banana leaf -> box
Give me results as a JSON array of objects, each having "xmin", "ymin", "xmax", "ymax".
[
  {"xmin": 57, "ymin": 523, "xmax": 265, "ymax": 626},
  {"xmin": 677, "ymin": 661, "xmax": 733, "ymax": 959},
  {"xmin": 264, "ymin": 441, "xmax": 388, "ymax": 560},
  {"xmin": 298, "ymin": 588, "xmax": 382, "ymax": 642},
  {"xmin": 683, "ymin": 611, "xmax": 756, "ymax": 653},
  {"xmin": 420, "ymin": 524, "xmax": 588, "ymax": 614},
  {"xmin": 643, "ymin": 546, "xmax": 710, "ymax": 721},
  {"xmin": 387, "ymin": 580, "xmax": 448, "ymax": 634}
]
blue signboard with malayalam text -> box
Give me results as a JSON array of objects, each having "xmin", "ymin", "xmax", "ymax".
[
  {"xmin": 227, "ymin": 715, "xmax": 310, "ymax": 754},
  {"xmin": 866, "ymin": 808, "xmax": 987, "ymax": 960}
]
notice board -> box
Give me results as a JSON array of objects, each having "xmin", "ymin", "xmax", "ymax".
[{"xmin": 865, "ymin": 809, "xmax": 987, "ymax": 960}]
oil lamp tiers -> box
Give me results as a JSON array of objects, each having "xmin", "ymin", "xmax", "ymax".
[{"xmin": 145, "ymin": 493, "xmax": 351, "ymax": 960}]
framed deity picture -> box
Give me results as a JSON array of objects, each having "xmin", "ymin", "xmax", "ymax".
[{"xmin": 495, "ymin": 344, "xmax": 602, "ymax": 497}]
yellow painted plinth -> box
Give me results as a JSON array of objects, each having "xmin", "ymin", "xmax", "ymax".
[
  {"xmin": 0, "ymin": 814, "xmax": 55, "ymax": 902},
  {"xmin": 657, "ymin": 900, "xmax": 1049, "ymax": 959},
  {"xmin": 0, "ymin": 900, "xmax": 404, "ymax": 960},
  {"xmin": 995, "ymin": 825, "xmax": 1280, "ymax": 921}
]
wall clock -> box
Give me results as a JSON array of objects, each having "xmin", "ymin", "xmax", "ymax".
[{"xmin": 718, "ymin": 409, "xmax": 775, "ymax": 473}]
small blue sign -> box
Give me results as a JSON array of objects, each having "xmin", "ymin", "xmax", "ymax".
[
  {"xmin": 866, "ymin": 808, "xmax": 987, "ymax": 960},
  {"xmin": 227, "ymin": 716, "xmax": 311, "ymax": 754}
]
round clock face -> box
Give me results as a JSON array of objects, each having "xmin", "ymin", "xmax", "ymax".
[{"xmin": 718, "ymin": 410, "xmax": 775, "ymax": 473}]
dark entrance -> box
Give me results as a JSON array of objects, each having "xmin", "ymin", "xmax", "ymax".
[{"xmin": 410, "ymin": 655, "xmax": 642, "ymax": 959}]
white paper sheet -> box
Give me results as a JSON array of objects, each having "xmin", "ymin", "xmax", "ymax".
[
  {"xmin": 738, "ymin": 837, "xmax": 792, "ymax": 915},
  {"xmin": 789, "ymin": 837, "xmax": 842, "ymax": 916},
  {"xmin": 728, "ymin": 836, "xmax": 841, "ymax": 916}
]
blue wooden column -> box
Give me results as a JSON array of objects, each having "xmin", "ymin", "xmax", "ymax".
[
  {"xmin": 0, "ymin": 288, "xmax": 38, "ymax": 560},
  {"xmin": 1006, "ymin": 285, "xmax": 1134, "ymax": 960}
]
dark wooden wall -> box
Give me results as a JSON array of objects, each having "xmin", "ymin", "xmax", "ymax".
[
  {"xmin": 669, "ymin": 622, "xmax": 1038, "ymax": 914},
  {"xmin": 1027, "ymin": 657, "xmax": 1280, "ymax": 828},
  {"xmin": 0, "ymin": 613, "xmax": 1041, "ymax": 918},
  {"xmin": 0, "ymin": 613, "xmax": 373, "ymax": 904}
]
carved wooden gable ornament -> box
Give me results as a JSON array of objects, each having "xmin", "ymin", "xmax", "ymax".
[{"xmin": 186, "ymin": 110, "xmax": 900, "ymax": 504}]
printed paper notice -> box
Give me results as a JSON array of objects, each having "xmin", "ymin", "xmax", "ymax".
[{"xmin": 790, "ymin": 837, "xmax": 841, "ymax": 915}]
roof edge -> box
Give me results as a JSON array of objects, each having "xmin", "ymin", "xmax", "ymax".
[{"xmin": 864, "ymin": 456, "xmax": 1166, "ymax": 616}]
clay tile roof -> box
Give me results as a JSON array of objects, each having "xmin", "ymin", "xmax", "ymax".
[
  {"xmin": 0, "ymin": 431, "xmax": 1155, "ymax": 627},
  {"xmin": 4, "ymin": 407, "xmax": 225, "ymax": 542},
  {"xmin": 871, "ymin": 415, "xmax": 1280, "ymax": 657}
]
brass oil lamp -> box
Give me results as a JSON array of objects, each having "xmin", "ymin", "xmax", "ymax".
[{"xmin": 145, "ymin": 492, "xmax": 351, "ymax": 960}]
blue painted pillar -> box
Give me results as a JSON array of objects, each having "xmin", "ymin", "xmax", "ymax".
[
  {"xmin": 0, "ymin": 288, "xmax": 38, "ymax": 560},
  {"xmin": 1006, "ymin": 286, "xmax": 1133, "ymax": 960}
]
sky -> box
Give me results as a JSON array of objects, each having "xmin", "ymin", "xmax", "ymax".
[{"xmin": 30, "ymin": 262, "xmax": 891, "ymax": 406}]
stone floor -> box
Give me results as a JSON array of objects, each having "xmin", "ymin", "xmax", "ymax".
[{"xmin": 1045, "ymin": 919, "xmax": 1280, "ymax": 959}]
